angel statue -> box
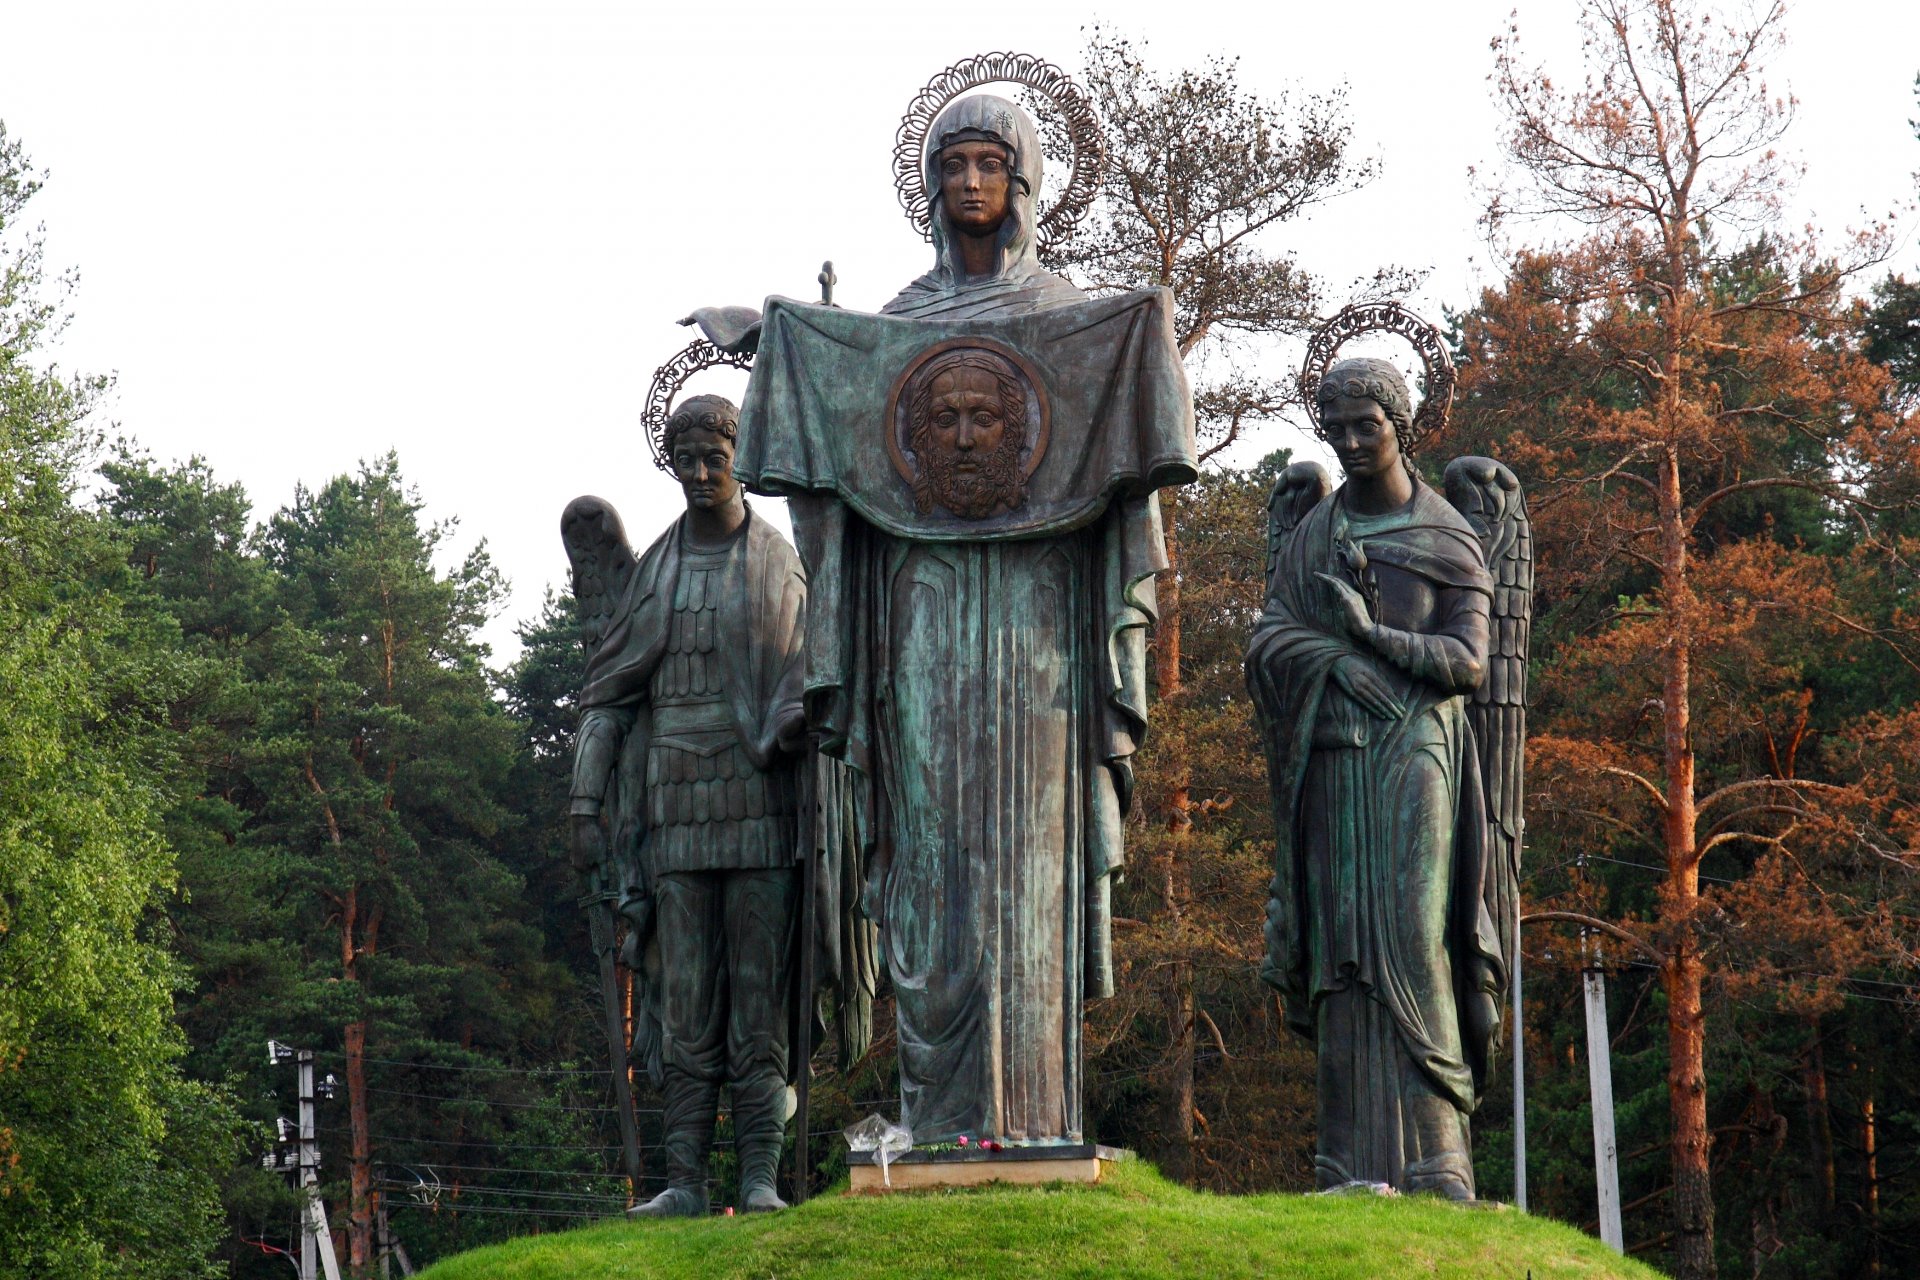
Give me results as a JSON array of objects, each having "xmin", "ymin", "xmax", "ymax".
[
  {"xmin": 1244, "ymin": 304, "xmax": 1531, "ymax": 1200},
  {"xmin": 562, "ymin": 385, "xmax": 874, "ymax": 1216}
]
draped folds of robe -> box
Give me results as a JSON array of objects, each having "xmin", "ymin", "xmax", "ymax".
[
  {"xmin": 730, "ymin": 91, "xmax": 1195, "ymax": 1144},
  {"xmin": 1246, "ymin": 482, "xmax": 1509, "ymax": 1193},
  {"xmin": 737, "ymin": 291, "xmax": 1194, "ymax": 1143}
]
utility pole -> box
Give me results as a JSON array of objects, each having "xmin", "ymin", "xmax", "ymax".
[
  {"xmin": 1511, "ymin": 898, "xmax": 1527, "ymax": 1212},
  {"xmin": 1574, "ymin": 885, "xmax": 1624, "ymax": 1253},
  {"xmin": 268, "ymin": 1041, "xmax": 344, "ymax": 1280},
  {"xmin": 375, "ymin": 1197, "xmax": 415, "ymax": 1278}
]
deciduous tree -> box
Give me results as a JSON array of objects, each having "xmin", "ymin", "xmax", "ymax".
[
  {"xmin": 0, "ymin": 121, "xmax": 241, "ymax": 1280},
  {"xmin": 1469, "ymin": 4, "xmax": 1918, "ymax": 1273}
]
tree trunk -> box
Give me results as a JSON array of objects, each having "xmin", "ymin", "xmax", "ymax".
[
  {"xmin": 1864, "ymin": 1083, "xmax": 1880, "ymax": 1278},
  {"xmin": 1665, "ymin": 947, "xmax": 1713, "ymax": 1279},
  {"xmin": 1803, "ymin": 1019, "xmax": 1834, "ymax": 1215},
  {"xmin": 1162, "ymin": 851, "xmax": 1195, "ymax": 1182},
  {"xmin": 1155, "ymin": 492, "xmax": 1185, "ymax": 751},
  {"xmin": 346, "ymin": 1017, "xmax": 372, "ymax": 1274},
  {"xmin": 1153, "ymin": 492, "xmax": 1196, "ymax": 1180},
  {"xmin": 341, "ymin": 884, "xmax": 380, "ymax": 1272},
  {"xmin": 1658, "ymin": 445, "xmax": 1715, "ymax": 1280}
]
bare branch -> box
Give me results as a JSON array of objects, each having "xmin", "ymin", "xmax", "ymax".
[
  {"xmin": 1523, "ymin": 910, "xmax": 1664, "ymax": 961},
  {"xmin": 1696, "ymin": 777, "xmax": 1850, "ymax": 811},
  {"xmin": 1601, "ymin": 765, "xmax": 1670, "ymax": 810}
]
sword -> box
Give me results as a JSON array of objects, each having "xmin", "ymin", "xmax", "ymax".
[{"xmin": 580, "ymin": 859, "xmax": 644, "ymax": 1196}]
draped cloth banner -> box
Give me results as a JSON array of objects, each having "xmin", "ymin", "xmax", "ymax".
[
  {"xmin": 736, "ymin": 289, "xmax": 1196, "ymax": 542},
  {"xmin": 727, "ymin": 283, "xmax": 1195, "ymax": 1145}
]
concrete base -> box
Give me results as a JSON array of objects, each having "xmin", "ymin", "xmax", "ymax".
[{"xmin": 848, "ymin": 1144, "xmax": 1131, "ymax": 1193}]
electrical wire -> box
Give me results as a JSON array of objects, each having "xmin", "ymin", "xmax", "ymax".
[
  {"xmin": 373, "ymin": 1180, "xmax": 634, "ymax": 1205},
  {"xmin": 1615, "ymin": 958, "xmax": 1919, "ymax": 1004},
  {"xmin": 319, "ymin": 1126, "xmax": 629, "ymax": 1152},
  {"xmin": 366, "ymin": 1159, "xmax": 630, "ymax": 1179},
  {"xmin": 382, "ymin": 1199, "xmax": 614, "ymax": 1221},
  {"xmin": 361, "ymin": 1084, "xmax": 623, "ymax": 1114},
  {"xmin": 315, "ymin": 1052, "xmax": 613, "ymax": 1077}
]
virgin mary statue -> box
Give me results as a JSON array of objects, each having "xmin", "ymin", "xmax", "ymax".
[{"xmin": 710, "ymin": 87, "xmax": 1196, "ymax": 1145}]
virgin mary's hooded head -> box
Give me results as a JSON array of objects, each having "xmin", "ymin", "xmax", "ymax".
[{"xmin": 922, "ymin": 93, "xmax": 1045, "ymax": 289}]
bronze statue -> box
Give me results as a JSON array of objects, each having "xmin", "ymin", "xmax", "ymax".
[
  {"xmin": 688, "ymin": 56, "xmax": 1196, "ymax": 1147},
  {"xmin": 1245, "ymin": 307, "xmax": 1531, "ymax": 1199},
  {"xmin": 901, "ymin": 347, "xmax": 1032, "ymax": 518},
  {"xmin": 563, "ymin": 392, "xmax": 871, "ymax": 1215}
]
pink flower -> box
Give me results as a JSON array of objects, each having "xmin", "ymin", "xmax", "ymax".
[
  {"xmin": 723, "ymin": 1207, "xmax": 735, "ymax": 1217},
  {"xmin": 956, "ymin": 1135, "xmax": 970, "ymax": 1147}
]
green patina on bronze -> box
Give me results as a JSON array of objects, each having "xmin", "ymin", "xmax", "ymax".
[
  {"xmin": 564, "ymin": 397, "xmax": 874, "ymax": 1217},
  {"xmin": 708, "ymin": 91, "xmax": 1197, "ymax": 1146},
  {"xmin": 1246, "ymin": 352, "xmax": 1531, "ymax": 1201}
]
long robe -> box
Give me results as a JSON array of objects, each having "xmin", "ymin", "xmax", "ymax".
[
  {"xmin": 744, "ymin": 289, "xmax": 1192, "ymax": 1141},
  {"xmin": 733, "ymin": 96, "xmax": 1193, "ymax": 1142},
  {"xmin": 1245, "ymin": 482, "xmax": 1507, "ymax": 1196}
]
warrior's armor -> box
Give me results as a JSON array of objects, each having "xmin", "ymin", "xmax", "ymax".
[
  {"xmin": 568, "ymin": 498, "xmax": 811, "ymax": 1216},
  {"xmin": 643, "ymin": 543, "xmax": 798, "ymax": 870}
]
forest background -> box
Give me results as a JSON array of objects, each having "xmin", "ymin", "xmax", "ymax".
[{"xmin": 4, "ymin": 3, "xmax": 1920, "ymax": 1280}]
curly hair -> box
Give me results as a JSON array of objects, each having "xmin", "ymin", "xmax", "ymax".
[
  {"xmin": 661, "ymin": 393, "xmax": 740, "ymax": 462},
  {"xmin": 1315, "ymin": 356, "xmax": 1432, "ymax": 460}
]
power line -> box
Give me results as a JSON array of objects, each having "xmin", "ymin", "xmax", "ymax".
[
  {"xmin": 1615, "ymin": 959, "xmax": 1919, "ymax": 1005},
  {"xmin": 361, "ymin": 1084, "xmax": 621, "ymax": 1114},
  {"xmin": 369, "ymin": 1159, "xmax": 630, "ymax": 1179},
  {"xmin": 382, "ymin": 1200, "xmax": 613, "ymax": 1222},
  {"xmin": 319, "ymin": 1126, "xmax": 631, "ymax": 1152},
  {"xmin": 315, "ymin": 1052, "xmax": 612, "ymax": 1077},
  {"xmin": 374, "ymin": 1180, "xmax": 634, "ymax": 1206},
  {"xmin": 1538, "ymin": 852, "xmax": 1737, "ymax": 886}
]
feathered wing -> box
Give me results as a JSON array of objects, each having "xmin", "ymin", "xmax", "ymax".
[
  {"xmin": 1266, "ymin": 461, "xmax": 1332, "ymax": 591},
  {"xmin": 560, "ymin": 495, "xmax": 639, "ymax": 663},
  {"xmin": 558, "ymin": 496, "xmax": 661, "ymax": 1080},
  {"xmin": 1443, "ymin": 457, "xmax": 1532, "ymax": 985}
]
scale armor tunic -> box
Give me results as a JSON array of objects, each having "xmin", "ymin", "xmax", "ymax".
[{"xmin": 645, "ymin": 546, "xmax": 798, "ymax": 873}]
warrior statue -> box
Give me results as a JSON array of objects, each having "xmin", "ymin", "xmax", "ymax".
[
  {"xmin": 687, "ymin": 55, "xmax": 1196, "ymax": 1146},
  {"xmin": 563, "ymin": 390, "xmax": 872, "ymax": 1215},
  {"xmin": 1245, "ymin": 305, "xmax": 1531, "ymax": 1199}
]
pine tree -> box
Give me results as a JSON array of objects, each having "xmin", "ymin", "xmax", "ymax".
[{"xmin": 1463, "ymin": 7, "xmax": 1920, "ymax": 1268}]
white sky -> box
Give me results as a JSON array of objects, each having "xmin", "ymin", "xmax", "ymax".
[{"xmin": 5, "ymin": 0, "xmax": 1916, "ymax": 658}]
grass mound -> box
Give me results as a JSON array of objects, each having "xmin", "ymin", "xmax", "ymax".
[{"xmin": 414, "ymin": 1160, "xmax": 1662, "ymax": 1280}]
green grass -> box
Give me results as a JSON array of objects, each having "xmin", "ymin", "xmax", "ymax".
[{"xmin": 414, "ymin": 1160, "xmax": 1664, "ymax": 1280}]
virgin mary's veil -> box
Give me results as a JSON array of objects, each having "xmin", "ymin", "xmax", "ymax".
[{"xmin": 885, "ymin": 93, "xmax": 1080, "ymax": 317}]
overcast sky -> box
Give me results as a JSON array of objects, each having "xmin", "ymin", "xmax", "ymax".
[{"xmin": 5, "ymin": 0, "xmax": 1917, "ymax": 657}]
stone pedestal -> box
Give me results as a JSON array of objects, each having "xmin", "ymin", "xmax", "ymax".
[{"xmin": 848, "ymin": 1144, "xmax": 1130, "ymax": 1193}]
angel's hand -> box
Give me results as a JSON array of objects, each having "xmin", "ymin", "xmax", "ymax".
[
  {"xmin": 1314, "ymin": 572, "xmax": 1372, "ymax": 637},
  {"xmin": 619, "ymin": 892, "xmax": 655, "ymax": 963},
  {"xmin": 570, "ymin": 813, "xmax": 608, "ymax": 873},
  {"xmin": 1331, "ymin": 656, "xmax": 1405, "ymax": 720},
  {"xmin": 774, "ymin": 706, "xmax": 808, "ymax": 754}
]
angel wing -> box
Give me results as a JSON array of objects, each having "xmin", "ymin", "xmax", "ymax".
[
  {"xmin": 1443, "ymin": 456, "xmax": 1532, "ymax": 980},
  {"xmin": 1265, "ymin": 461, "xmax": 1332, "ymax": 590},
  {"xmin": 559, "ymin": 495, "xmax": 639, "ymax": 661}
]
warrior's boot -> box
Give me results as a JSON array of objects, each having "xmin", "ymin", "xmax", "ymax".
[
  {"xmin": 628, "ymin": 1069, "xmax": 717, "ymax": 1218},
  {"xmin": 732, "ymin": 1070, "xmax": 790, "ymax": 1212}
]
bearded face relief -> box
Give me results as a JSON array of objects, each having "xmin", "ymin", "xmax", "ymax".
[{"xmin": 899, "ymin": 346, "xmax": 1038, "ymax": 519}]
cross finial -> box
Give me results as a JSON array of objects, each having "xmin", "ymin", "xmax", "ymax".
[{"xmin": 818, "ymin": 260, "xmax": 837, "ymax": 307}]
